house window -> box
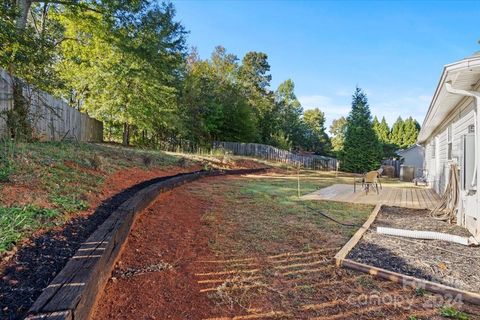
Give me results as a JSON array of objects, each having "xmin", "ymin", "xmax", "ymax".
[
  {"xmin": 447, "ymin": 126, "xmax": 453, "ymax": 160},
  {"xmin": 431, "ymin": 141, "xmax": 436, "ymax": 158}
]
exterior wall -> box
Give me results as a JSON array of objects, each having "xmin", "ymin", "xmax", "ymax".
[
  {"xmin": 423, "ymin": 98, "xmax": 475, "ymax": 194},
  {"xmin": 422, "ymin": 97, "xmax": 479, "ymax": 239}
]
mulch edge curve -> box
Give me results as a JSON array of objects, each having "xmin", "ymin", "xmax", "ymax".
[{"xmin": 26, "ymin": 168, "xmax": 267, "ymax": 320}]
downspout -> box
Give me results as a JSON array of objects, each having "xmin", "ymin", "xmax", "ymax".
[{"xmin": 445, "ymin": 82, "xmax": 480, "ymax": 189}]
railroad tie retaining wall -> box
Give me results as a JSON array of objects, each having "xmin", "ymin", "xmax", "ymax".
[{"xmin": 26, "ymin": 168, "xmax": 267, "ymax": 320}]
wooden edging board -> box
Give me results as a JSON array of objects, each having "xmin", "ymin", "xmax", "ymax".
[
  {"xmin": 334, "ymin": 203, "xmax": 480, "ymax": 306},
  {"xmin": 341, "ymin": 258, "xmax": 480, "ymax": 305},
  {"xmin": 334, "ymin": 204, "xmax": 382, "ymax": 266},
  {"xmin": 26, "ymin": 167, "xmax": 267, "ymax": 320}
]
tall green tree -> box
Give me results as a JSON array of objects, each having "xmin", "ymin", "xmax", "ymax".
[
  {"xmin": 0, "ymin": 2, "xmax": 63, "ymax": 139},
  {"xmin": 402, "ymin": 116, "xmax": 421, "ymax": 147},
  {"xmin": 373, "ymin": 116, "xmax": 397, "ymax": 158},
  {"xmin": 329, "ymin": 116, "xmax": 347, "ymax": 153},
  {"xmin": 1, "ymin": 0, "xmax": 148, "ymax": 140},
  {"xmin": 303, "ymin": 108, "xmax": 331, "ymax": 155},
  {"xmin": 390, "ymin": 117, "xmax": 405, "ymax": 147},
  {"xmin": 275, "ymin": 79, "xmax": 303, "ymax": 147},
  {"xmin": 180, "ymin": 46, "xmax": 257, "ymax": 144},
  {"xmin": 373, "ymin": 116, "xmax": 390, "ymax": 143},
  {"xmin": 238, "ymin": 51, "xmax": 276, "ymax": 144},
  {"xmin": 340, "ymin": 87, "xmax": 382, "ymax": 173},
  {"xmin": 56, "ymin": 2, "xmax": 187, "ymax": 145}
]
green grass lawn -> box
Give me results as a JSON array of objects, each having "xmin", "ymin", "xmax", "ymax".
[{"xmin": 192, "ymin": 172, "xmax": 375, "ymax": 256}]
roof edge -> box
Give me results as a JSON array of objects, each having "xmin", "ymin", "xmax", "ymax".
[{"xmin": 417, "ymin": 55, "xmax": 480, "ymax": 144}]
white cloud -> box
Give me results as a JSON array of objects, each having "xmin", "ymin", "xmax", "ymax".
[{"xmin": 298, "ymin": 95, "xmax": 350, "ymax": 129}]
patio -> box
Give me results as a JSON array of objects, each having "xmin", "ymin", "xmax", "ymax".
[{"xmin": 301, "ymin": 183, "xmax": 441, "ymax": 209}]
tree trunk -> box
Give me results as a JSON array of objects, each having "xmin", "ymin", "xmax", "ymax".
[
  {"xmin": 7, "ymin": 78, "xmax": 31, "ymax": 140},
  {"xmin": 122, "ymin": 122, "xmax": 130, "ymax": 146},
  {"xmin": 7, "ymin": 0, "xmax": 34, "ymax": 140},
  {"xmin": 15, "ymin": 0, "xmax": 32, "ymax": 30}
]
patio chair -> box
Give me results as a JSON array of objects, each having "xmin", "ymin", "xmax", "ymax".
[
  {"xmin": 363, "ymin": 171, "xmax": 381, "ymax": 195},
  {"xmin": 353, "ymin": 170, "xmax": 381, "ymax": 195}
]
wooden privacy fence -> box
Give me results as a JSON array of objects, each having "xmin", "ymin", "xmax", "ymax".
[
  {"xmin": 0, "ymin": 69, "xmax": 103, "ymax": 142},
  {"xmin": 213, "ymin": 141, "xmax": 337, "ymax": 171}
]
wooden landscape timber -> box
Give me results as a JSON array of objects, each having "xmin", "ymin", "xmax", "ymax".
[
  {"xmin": 341, "ymin": 258, "xmax": 480, "ymax": 306},
  {"xmin": 334, "ymin": 204, "xmax": 480, "ymax": 306},
  {"xmin": 334, "ymin": 204, "xmax": 382, "ymax": 266},
  {"xmin": 26, "ymin": 168, "xmax": 267, "ymax": 320}
]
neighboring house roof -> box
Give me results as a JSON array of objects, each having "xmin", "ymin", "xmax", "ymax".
[
  {"xmin": 396, "ymin": 144, "xmax": 423, "ymax": 156},
  {"xmin": 417, "ymin": 53, "xmax": 480, "ymax": 144}
]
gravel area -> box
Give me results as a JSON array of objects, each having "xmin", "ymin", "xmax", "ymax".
[{"xmin": 348, "ymin": 206, "xmax": 480, "ymax": 293}]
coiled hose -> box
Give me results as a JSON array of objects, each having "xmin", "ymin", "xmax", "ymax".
[{"xmin": 430, "ymin": 162, "xmax": 459, "ymax": 223}]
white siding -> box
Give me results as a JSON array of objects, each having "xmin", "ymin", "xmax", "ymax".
[
  {"xmin": 423, "ymin": 98, "xmax": 476, "ymax": 195},
  {"xmin": 452, "ymin": 103, "xmax": 475, "ymax": 167}
]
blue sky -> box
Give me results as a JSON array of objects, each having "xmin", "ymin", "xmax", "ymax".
[{"xmin": 172, "ymin": 0, "xmax": 480, "ymax": 129}]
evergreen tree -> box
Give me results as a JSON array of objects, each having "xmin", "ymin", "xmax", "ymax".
[
  {"xmin": 372, "ymin": 116, "xmax": 381, "ymax": 138},
  {"xmin": 373, "ymin": 116, "xmax": 396, "ymax": 157},
  {"xmin": 339, "ymin": 87, "xmax": 382, "ymax": 173},
  {"xmin": 376, "ymin": 117, "xmax": 390, "ymax": 143},
  {"xmin": 56, "ymin": 3, "xmax": 187, "ymax": 146},
  {"xmin": 390, "ymin": 117, "xmax": 405, "ymax": 147},
  {"xmin": 180, "ymin": 46, "xmax": 257, "ymax": 144},
  {"xmin": 402, "ymin": 117, "xmax": 421, "ymax": 147},
  {"xmin": 238, "ymin": 51, "xmax": 276, "ymax": 144}
]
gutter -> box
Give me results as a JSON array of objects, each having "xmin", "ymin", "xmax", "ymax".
[
  {"xmin": 418, "ymin": 56, "xmax": 480, "ymax": 144},
  {"xmin": 445, "ymin": 82, "xmax": 480, "ymax": 188}
]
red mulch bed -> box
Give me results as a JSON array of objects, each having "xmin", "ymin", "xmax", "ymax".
[
  {"xmin": 0, "ymin": 165, "xmax": 201, "ymax": 320},
  {"xmin": 92, "ymin": 183, "xmax": 218, "ymax": 320}
]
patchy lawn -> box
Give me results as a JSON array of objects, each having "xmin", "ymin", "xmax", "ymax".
[{"xmin": 94, "ymin": 171, "xmax": 480, "ymax": 320}]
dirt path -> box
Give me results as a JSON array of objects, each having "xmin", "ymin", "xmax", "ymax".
[
  {"xmin": 92, "ymin": 181, "xmax": 218, "ymax": 320},
  {"xmin": 92, "ymin": 175, "xmax": 480, "ymax": 320}
]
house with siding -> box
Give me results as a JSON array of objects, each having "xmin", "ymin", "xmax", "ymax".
[{"xmin": 417, "ymin": 52, "xmax": 480, "ymax": 240}]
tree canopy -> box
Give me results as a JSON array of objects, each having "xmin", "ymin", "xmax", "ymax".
[{"xmin": 1, "ymin": 1, "xmax": 421, "ymax": 159}]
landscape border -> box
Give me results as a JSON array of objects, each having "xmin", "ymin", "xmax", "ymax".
[
  {"xmin": 334, "ymin": 204, "xmax": 480, "ymax": 306},
  {"xmin": 26, "ymin": 168, "xmax": 267, "ymax": 320}
]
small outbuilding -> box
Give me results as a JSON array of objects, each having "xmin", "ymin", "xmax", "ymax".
[{"xmin": 396, "ymin": 144, "xmax": 425, "ymax": 180}]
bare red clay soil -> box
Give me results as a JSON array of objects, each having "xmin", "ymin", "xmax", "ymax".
[{"xmin": 92, "ymin": 181, "xmax": 218, "ymax": 320}]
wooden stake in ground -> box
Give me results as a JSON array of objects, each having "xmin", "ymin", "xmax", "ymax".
[{"xmin": 297, "ymin": 164, "xmax": 301, "ymax": 198}]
